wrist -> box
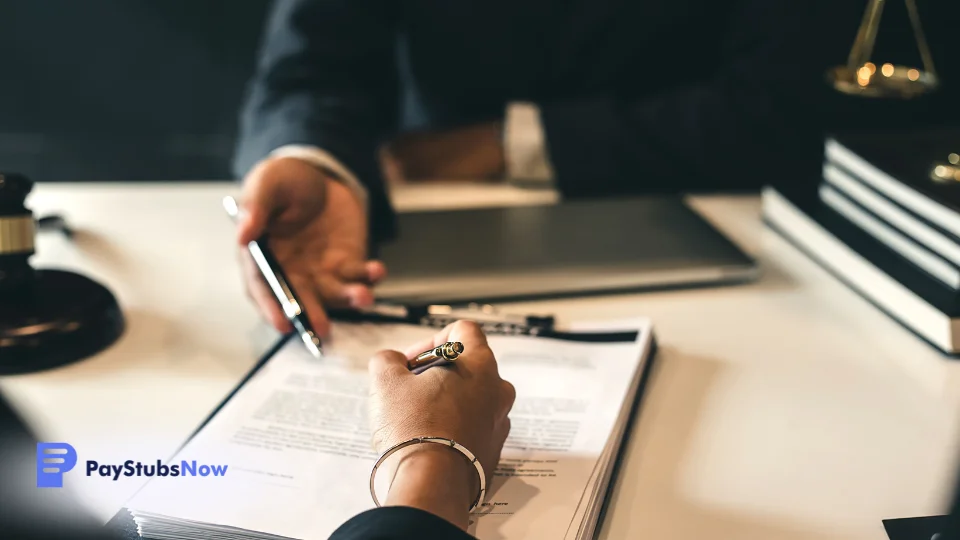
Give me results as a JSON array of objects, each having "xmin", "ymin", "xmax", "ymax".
[
  {"xmin": 267, "ymin": 145, "xmax": 370, "ymax": 215},
  {"xmin": 384, "ymin": 445, "xmax": 478, "ymax": 530}
]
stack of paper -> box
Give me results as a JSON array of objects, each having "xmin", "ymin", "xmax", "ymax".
[{"xmin": 125, "ymin": 319, "xmax": 655, "ymax": 540}]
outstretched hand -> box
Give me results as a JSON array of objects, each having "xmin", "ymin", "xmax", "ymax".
[{"xmin": 236, "ymin": 157, "xmax": 386, "ymax": 337}]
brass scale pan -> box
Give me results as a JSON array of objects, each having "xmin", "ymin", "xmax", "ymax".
[{"xmin": 827, "ymin": 0, "xmax": 938, "ymax": 99}]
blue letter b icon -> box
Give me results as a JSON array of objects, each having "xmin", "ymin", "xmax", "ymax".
[{"xmin": 37, "ymin": 443, "xmax": 77, "ymax": 488}]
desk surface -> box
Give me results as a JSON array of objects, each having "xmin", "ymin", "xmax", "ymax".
[{"xmin": 2, "ymin": 181, "xmax": 959, "ymax": 540}]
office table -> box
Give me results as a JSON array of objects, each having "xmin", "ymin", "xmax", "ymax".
[{"xmin": 2, "ymin": 181, "xmax": 959, "ymax": 540}]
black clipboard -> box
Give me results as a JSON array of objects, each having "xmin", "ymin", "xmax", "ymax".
[{"xmin": 105, "ymin": 314, "xmax": 658, "ymax": 540}]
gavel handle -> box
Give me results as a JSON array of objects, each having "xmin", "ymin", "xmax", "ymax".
[{"xmin": 36, "ymin": 214, "xmax": 73, "ymax": 239}]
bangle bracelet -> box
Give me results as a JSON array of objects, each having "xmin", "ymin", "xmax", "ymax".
[{"xmin": 369, "ymin": 436, "xmax": 486, "ymax": 512}]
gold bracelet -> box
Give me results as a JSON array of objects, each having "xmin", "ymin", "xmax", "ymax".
[{"xmin": 369, "ymin": 436, "xmax": 486, "ymax": 512}]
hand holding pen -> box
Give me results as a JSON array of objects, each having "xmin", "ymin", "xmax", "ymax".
[
  {"xmin": 408, "ymin": 341, "xmax": 464, "ymax": 374},
  {"xmin": 224, "ymin": 196, "xmax": 324, "ymax": 357},
  {"xmin": 366, "ymin": 321, "xmax": 516, "ymax": 527},
  {"xmin": 232, "ymin": 159, "xmax": 386, "ymax": 339}
]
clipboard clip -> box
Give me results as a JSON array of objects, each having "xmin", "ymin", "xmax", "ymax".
[{"xmin": 357, "ymin": 302, "xmax": 556, "ymax": 336}]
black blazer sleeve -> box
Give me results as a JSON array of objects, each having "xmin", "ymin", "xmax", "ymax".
[
  {"xmin": 329, "ymin": 507, "xmax": 476, "ymax": 540},
  {"xmin": 232, "ymin": 0, "xmax": 400, "ymax": 243},
  {"xmin": 539, "ymin": 0, "xmax": 849, "ymax": 196}
]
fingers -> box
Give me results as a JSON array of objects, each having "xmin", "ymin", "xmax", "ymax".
[
  {"xmin": 341, "ymin": 283, "xmax": 375, "ymax": 309},
  {"xmin": 242, "ymin": 251, "xmax": 375, "ymax": 338},
  {"xmin": 400, "ymin": 320, "xmax": 489, "ymax": 359},
  {"xmin": 289, "ymin": 275, "xmax": 331, "ymax": 338},
  {"xmin": 240, "ymin": 249, "xmax": 332, "ymax": 338},
  {"xmin": 237, "ymin": 164, "xmax": 283, "ymax": 245},
  {"xmin": 240, "ymin": 251, "xmax": 291, "ymax": 333},
  {"xmin": 401, "ymin": 336, "xmax": 443, "ymax": 359},
  {"xmin": 338, "ymin": 259, "xmax": 388, "ymax": 285},
  {"xmin": 237, "ymin": 208, "xmax": 267, "ymax": 246},
  {"xmin": 316, "ymin": 275, "xmax": 375, "ymax": 310},
  {"xmin": 366, "ymin": 261, "xmax": 388, "ymax": 284},
  {"xmin": 441, "ymin": 320, "xmax": 491, "ymax": 349},
  {"xmin": 325, "ymin": 261, "xmax": 385, "ymax": 310},
  {"xmin": 446, "ymin": 321, "xmax": 493, "ymax": 358},
  {"xmin": 368, "ymin": 349, "xmax": 412, "ymax": 382}
]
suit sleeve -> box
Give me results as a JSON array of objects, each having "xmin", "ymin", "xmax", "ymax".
[
  {"xmin": 539, "ymin": 0, "xmax": 849, "ymax": 196},
  {"xmin": 233, "ymin": 0, "xmax": 400, "ymax": 243},
  {"xmin": 329, "ymin": 507, "xmax": 477, "ymax": 540}
]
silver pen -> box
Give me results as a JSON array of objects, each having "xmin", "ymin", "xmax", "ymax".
[
  {"xmin": 222, "ymin": 196, "xmax": 322, "ymax": 359},
  {"xmin": 407, "ymin": 342, "xmax": 464, "ymax": 374}
]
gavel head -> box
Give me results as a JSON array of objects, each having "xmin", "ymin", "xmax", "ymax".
[
  {"xmin": 0, "ymin": 172, "xmax": 37, "ymax": 295},
  {"xmin": 0, "ymin": 172, "xmax": 126, "ymax": 374}
]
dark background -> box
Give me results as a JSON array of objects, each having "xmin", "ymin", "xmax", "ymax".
[
  {"xmin": 0, "ymin": 0, "xmax": 270, "ymax": 181},
  {"xmin": 0, "ymin": 0, "xmax": 957, "ymax": 183}
]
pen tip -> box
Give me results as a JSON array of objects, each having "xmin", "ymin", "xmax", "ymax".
[{"xmin": 302, "ymin": 332, "xmax": 323, "ymax": 359}]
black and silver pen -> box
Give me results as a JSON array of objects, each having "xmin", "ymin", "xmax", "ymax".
[
  {"xmin": 407, "ymin": 342, "xmax": 464, "ymax": 374},
  {"xmin": 222, "ymin": 196, "xmax": 323, "ymax": 359}
]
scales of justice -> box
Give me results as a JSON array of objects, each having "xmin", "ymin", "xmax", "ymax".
[
  {"xmin": 828, "ymin": 0, "xmax": 955, "ymax": 184},
  {"xmin": 828, "ymin": 0, "xmax": 938, "ymax": 99}
]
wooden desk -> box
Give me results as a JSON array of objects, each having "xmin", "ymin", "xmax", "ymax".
[{"xmin": 2, "ymin": 181, "xmax": 958, "ymax": 539}]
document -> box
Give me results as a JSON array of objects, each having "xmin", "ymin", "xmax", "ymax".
[{"xmin": 127, "ymin": 320, "xmax": 653, "ymax": 540}]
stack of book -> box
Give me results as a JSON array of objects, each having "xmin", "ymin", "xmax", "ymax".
[{"xmin": 762, "ymin": 129, "xmax": 960, "ymax": 354}]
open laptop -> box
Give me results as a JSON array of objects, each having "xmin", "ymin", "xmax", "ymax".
[{"xmin": 374, "ymin": 196, "xmax": 758, "ymax": 303}]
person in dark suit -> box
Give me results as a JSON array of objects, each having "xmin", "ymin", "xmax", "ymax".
[
  {"xmin": 0, "ymin": 321, "xmax": 512, "ymax": 540},
  {"xmin": 229, "ymin": 0, "xmax": 849, "ymax": 337}
]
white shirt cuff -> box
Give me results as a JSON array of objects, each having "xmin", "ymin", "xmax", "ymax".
[
  {"xmin": 503, "ymin": 102, "xmax": 555, "ymax": 184},
  {"xmin": 269, "ymin": 145, "xmax": 369, "ymax": 213}
]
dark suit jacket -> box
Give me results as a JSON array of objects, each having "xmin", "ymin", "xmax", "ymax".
[{"xmin": 232, "ymin": 0, "xmax": 856, "ymax": 244}]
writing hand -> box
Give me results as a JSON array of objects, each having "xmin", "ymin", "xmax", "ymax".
[{"xmin": 367, "ymin": 321, "xmax": 516, "ymax": 529}]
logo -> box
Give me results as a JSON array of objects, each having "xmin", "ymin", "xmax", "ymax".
[
  {"xmin": 36, "ymin": 442, "xmax": 228, "ymax": 488},
  {"xmin": 37, "ymin": 442, "xmax": 78, "ymax": 488},
  {"xmin": 85, "ymin": 460, "xmax": 229, "ymax": 480}
]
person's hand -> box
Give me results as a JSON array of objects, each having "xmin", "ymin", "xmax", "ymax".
[
  {"xmin": 367, "ymin": 321, "xmax": 516, "ymax": 529},
  {"xmin": 236, "ymin": 157, "xmax": 386, "ymax": 338}
]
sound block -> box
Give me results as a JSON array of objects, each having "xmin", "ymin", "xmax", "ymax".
[{"xmin": 0, "ymin": 270, "xmax": 124, "ymax": 374}]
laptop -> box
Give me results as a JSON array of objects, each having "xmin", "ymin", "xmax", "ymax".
[{"xmin": 374, "ymin": 196, "xmax": 758, "ymax": 303}]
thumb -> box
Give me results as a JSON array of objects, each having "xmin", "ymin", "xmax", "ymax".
[
  {"xmin": 368, "ymin": 350, "xmax": 411, "ymax": 382},
  {"xmin": 237, "ymin": 166, "xmax": 283, "ymax": 245}
]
